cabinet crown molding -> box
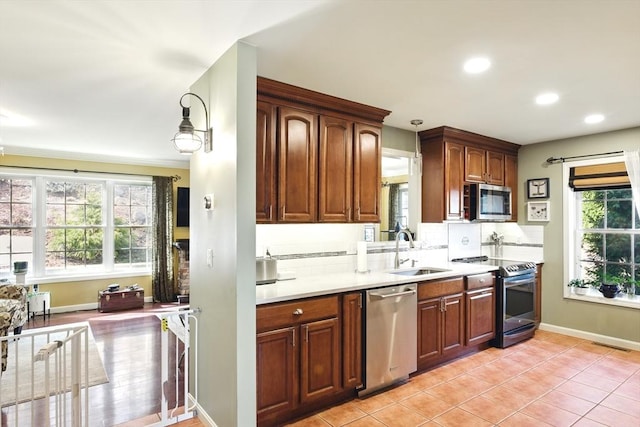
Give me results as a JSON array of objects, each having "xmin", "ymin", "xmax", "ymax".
[
  {"xmin": 258, "ymin": 76, "xmax": 391, "ymax": 124},
  {"xmin": 419, "ymin": 126, "xmax": 520, "ymax": 155}
]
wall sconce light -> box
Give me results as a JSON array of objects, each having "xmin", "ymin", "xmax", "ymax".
[{"xmin": 171, "ymin": 92, "xmax": 212, "ymax": 154}]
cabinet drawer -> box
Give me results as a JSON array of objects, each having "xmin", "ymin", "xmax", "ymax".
[
  {"xmin": 257, "ymin": 295, "xmax": 339, "ymax": 332},
  {"xmin": 466, "ymin": 273, "xmax": 495, "ymax": 290},
  {"xmin": 418, "ymin": 277, "xmax": 464, "ymax": 300}
]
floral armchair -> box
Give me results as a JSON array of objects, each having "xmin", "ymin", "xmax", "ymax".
[{"xmin": 0, "ymin": 284, "xmax": 28, "ymax": 335}]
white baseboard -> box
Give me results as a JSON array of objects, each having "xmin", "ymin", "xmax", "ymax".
[
  {"xmin": 539, "ymin": 322, "xmax": 640, "ymax": 351},
  {"xmin": 189, "ymin": 393, "xmax": 218, "ymax": 427},
  {"xmin": 50, "ymin": 296, "xmax": 154, "ymax": 314}
]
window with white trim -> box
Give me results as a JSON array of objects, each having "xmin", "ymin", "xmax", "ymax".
[
  {"xmin": 0, "ymin": 170, "xmax": 152, "ymax": 280},
  {"xmin": 564, "ymin": 157, "xmax": 639, "ymax": 308}
]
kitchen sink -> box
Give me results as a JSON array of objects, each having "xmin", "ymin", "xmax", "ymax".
[{"xmin": 391, "ymin": 267, "xmax": 450, "ymax": 276}]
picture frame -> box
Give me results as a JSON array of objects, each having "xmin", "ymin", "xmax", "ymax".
[
  {"xmin": 527, "ymin": 178, "xmax": 550, "ymax": 199},
  {"xmin": 527, "ymin": 201, "xmax": 550, "ymax": 222}
]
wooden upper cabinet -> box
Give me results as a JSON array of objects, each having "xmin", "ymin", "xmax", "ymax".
[
  {"xmin": 504, "ymin": 154, "xmax": 518, "ymax": 222},
  {"xmin": 486, "ymin": 151, "xmax": 505, "ymax": 185},
  {"xmin": 353, "ymin": 123, "xmax": 382, "ymax": 222},
  {"xmin": 420, "ymin": 126, "xmax": 519, "ymax": 222},
  {"xmin": 256, "ymin": 101, "xmax": 277, "ymax": 223},
  {"xmin": 465, "ymin": 147, "xmax": 505, "ymax": 185},
  {"xmin": 278, "ymin": 106, "xmax": 317, "ymax": 223},
  {"xmin": 445, "ymin": 142, "xmax": 465, "ymax": 220},
  {"xmin": 465, "ymin": 147, "xmax": 486, "ymax": 183},
  {"xmin": 319, "ymin": 115, "xmax": 353, "ymax": 222}
]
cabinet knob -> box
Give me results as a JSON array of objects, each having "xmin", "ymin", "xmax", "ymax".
[{"xmin": 293, "ymin": 308, "xmax": 303, "ymax": 315}]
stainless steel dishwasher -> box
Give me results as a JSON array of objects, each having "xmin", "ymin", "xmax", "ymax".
[{"xmin": 360, "ymin": 283, "xmax": 417, "ymax": 396}]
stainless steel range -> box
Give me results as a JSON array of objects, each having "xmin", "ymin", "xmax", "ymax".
[{"xmin": 452, "ymin": 256, "xmax": 537, "ymax": 348}]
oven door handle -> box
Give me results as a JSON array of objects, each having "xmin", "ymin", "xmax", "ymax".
[{"xmin": 504, "ymin": 276, "xmax": 535, "ymax": 286}]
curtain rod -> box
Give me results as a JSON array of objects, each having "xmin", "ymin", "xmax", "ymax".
[
  {"xmin": 545, "ymin": 150, "xmax": 624, "ymax": 164},
  {"xmin": 0, "ymin": 164, "xmax": 181, "ymax": 182}
]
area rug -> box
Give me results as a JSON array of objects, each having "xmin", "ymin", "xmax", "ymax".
[{"xmin": 0, "ymin": 321, "xmax": 109, "ymax": 407}]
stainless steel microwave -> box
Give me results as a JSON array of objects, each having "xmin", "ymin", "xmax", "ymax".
[{"xmin": 468, "ymin": 183, "xmax": 512, "ymax": 221}]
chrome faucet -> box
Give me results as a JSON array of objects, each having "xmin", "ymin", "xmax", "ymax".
[{"xmin": 394, "ymin": 228, "xmax": 415, "ymax": 269}]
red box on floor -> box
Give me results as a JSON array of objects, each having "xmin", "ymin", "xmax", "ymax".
[{"xmin": 98, "ymin": 289, "xmax": 144, "ymax": 312}]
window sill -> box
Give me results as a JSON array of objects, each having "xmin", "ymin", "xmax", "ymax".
[
  {"xmin": 565, "ymin": 289, "xmax": 640, "ymax": 309},
  {"xmin": 18, "ymin": 270, "xmax": 151, "ymax": 285}
]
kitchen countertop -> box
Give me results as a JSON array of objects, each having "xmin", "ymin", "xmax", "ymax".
[{"xmin": 256, "ymin": 262, "xmax": 499, "ymax": 305}]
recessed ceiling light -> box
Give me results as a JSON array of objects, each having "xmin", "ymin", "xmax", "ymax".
[
  {"xmin": 535, "ymin": 93, "xmax": 559, "ymax": 105},
  {"xmin": 584, "ymin": 114, "xmax": 604, "ymax": 124},
  {"xmin": 464, "ymin": 57, "xmax": 491, "ymax": 74}
]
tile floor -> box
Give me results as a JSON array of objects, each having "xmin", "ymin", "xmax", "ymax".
[{"xmin": 285, "ymin": 330, "xmax": 640, "ymax": 427}]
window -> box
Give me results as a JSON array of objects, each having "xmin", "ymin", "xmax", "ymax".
[
  {"xmin": 0, "ymin": 169, "xmax": 152, "ymax": 281},
  {"xmin": 564, "ymin": 157, "xmax": 639, "ymax": 308}
]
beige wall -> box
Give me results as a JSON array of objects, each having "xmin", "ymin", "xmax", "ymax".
[
  {"xmin": 0, "ymin": 154, "xmax": 189, "ymax": 307},
  {"xmin": 518, "ymin": 127, "xmax": 640, "ymax": 343}
]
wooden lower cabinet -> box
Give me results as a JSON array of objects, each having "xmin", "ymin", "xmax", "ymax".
[
  {"xmin": 417, "ymin": 278, "xmax": 465, "ymax": 369},
  {"xmin": 257, "ymin": 293, "xmax": 362, "ymax": 426},
  {"xmin": 466, "ymin": 287, "xmax": 495, "ymax": 346}
]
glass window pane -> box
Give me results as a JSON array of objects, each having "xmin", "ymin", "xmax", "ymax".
[
  {"xmin": 46, "ymin": 182, "xmax": 65, "ymax": 203},
  {"xmin": 45, "ymin": 251, "xmax": 64, "ymax": 269},
  {"xmin": 0, "ymin": 179, "xmax": 10, "ymax": 202},
  {"xmin": 581, "ymin": 233, "xmax": 603, "ymax": 262},
  {"xmin": 130, "ymin": 186, "xmax": 149, "ymax": 206},
  {"xmin": 65, "ymin": 182, "xmax": 84, "ymax": 204},
  {"xmin": 46, "ymin": 229, "xmax": 66, "ymax": 251},
  {"xmin": 12, "ymin": 203, "xmax": 33, "ymax": 226},
  {"xmin": 86, "ymin": 250, "xmax": 102, "ymax": 265},
  {"xmin": 131, "ymin": 207, "xmax": 148, "ymax": 225},
  {"xmin": 131, "ymin": 248, "xmax": 148, "ymax": 263},
  {"xmin": 66, "ymin": 204, "xmax": 85, "ymax": 225},
  {"xmin": 132, "ymin": 228, "xmax": 149, "ymax": 248},
  {"xmin": 0, "ymin": 254, "xmax": 9, "ymax": 271},
  {"xmin": 635, "ymin": 234, "xmax": 640, "ymax": 264},
  {"xmin": 47, "ymin": 204, "xmax": 65, "ymax": 226},
  {"xmin": 608, "ymin": 189, "xmax": 632, "ymax": 200},
  {"xmin": 114, "ymin": 206, "xmax": 130, "ymax": 225},
  {"xmin": 115, "ymin": 249, "xmax": 130, "ymax": 264},
  {"xmin": 605, "ymin": 233, "xmax": 631, "ymax": 263},
  {"xmin": 86, "ymin": 228, "xmax": 103, "ymax": 250},
  {"xmin": 606, "ymin": 200, "xmax": 632, "ymax": 229},
  {"xmin": 582, "ymin": 199, "xmax": 604, "ymax": 229},
  {"xmin": 12, "ymin": 180, "xmax": 32, "ymax": 203},
  {"xmin": 0, "ymin": 230, "xmax": 8, "ymax": 254},
  {"xmin": 114, "ymin": 228, "xmax": 130, "ymax": 249},
  {"xmin": 67, "ymin": 251, "xmax": 85, "ymax": 266},
  {"xmin": 114, "ymin": 185, "xmax": 130, "ymax": 206},
  {"xmin": 11, "ymin": 229, "xmax": 32, "ymax": 253},
  {"xmin": 0, "ymin": 203, "xmax": 10, "ymax": 226},
  {"xmin": 86, "ymin": 203, "xmax": 102, "ymax": 225},
  {"xmin": 66, "ymin": 229, "xmax": 86, "ymax": 251}
]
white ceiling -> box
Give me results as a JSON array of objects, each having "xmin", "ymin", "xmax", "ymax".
[{"xmin": 1, "ymin": 0, "xmax": 639, "ymax": 169}]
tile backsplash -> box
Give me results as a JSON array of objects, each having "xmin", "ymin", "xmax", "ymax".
[{"xmin": 256, "ymin": 222, "xmax": 544, "ymax": 279}]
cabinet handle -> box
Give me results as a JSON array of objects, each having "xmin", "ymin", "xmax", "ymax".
[
  {"xmin": 293, "ymin": 308, "xmax": 303, "ymax": 315},
  {"xmin": 281, "ymin": 205, "xmax": 286, "ymax": 218},
  {"xmin": 291, "ymin": 329, "xmax": 295, "ymax": 347},
  {"xmin": 358, "ymin": 293, "xmax": 362, "ymax": 309},
  {"xmin": 479, "ymin": 278, "xmax": 485, "ymax": 284},
  {"xmin": 304, "ymin": 325, "xmax": 309, "ymax": 342},
  {"xmin": 347, "ymin": 207, "xmax": 351, "ymax": 219},
  {"xmin": 268, "ymin": 205, "xmax": 272, "ymax": 219}
]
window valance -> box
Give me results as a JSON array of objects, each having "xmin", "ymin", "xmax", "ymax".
[{"xmin": 569, "ymin": 162, "xmax": 630, "ymax": 191}]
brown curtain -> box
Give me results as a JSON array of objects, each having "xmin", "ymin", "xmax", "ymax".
[
  {"xmin": 152, "ymin": 176, "xmax": 175, "ymax": 302},
  {"xmin": 388, "ymin": 183, "xmax": 400, "ymax": 236}
]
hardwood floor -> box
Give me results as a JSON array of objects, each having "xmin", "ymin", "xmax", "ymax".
[{"xmin": 7, "ymin": 302, "xmax": 200, "ymax": 427}]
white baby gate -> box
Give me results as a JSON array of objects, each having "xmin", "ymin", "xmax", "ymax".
[
  {"xmin": 0, "ymin": 324, "xmax": 91, "ymax": 427},
  {"xmin": 152, "ymin": 308, "xmax": 199, "ymax": 426}
]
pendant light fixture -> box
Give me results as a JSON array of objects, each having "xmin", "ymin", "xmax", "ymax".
[
  {"xmin": 410, "ymin": 119, "xmax": 423, "ymax": 175},
  {"xmin": 171, "ymin": 92, "xmax": 212, "ymax": 154}
]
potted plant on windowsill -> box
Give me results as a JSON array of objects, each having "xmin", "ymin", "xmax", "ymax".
[{"xmin": 568, "ymin": 278, "xmax": 590, "ymax": 295}]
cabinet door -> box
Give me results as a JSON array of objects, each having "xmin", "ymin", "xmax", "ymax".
[
  {"xmin": 256, "ymin": 327, "xmax": 297, "ymax": 418},
  {"xmin": 465, "ymin": 147, "xmax": 486, "ymax": 183},
  {"xmin": 486, "ymin": 151, "xmax": 505, "ymax": 185},
  {"xmin": 466, "ymin": 287, "xmax": 495, "ymax": 346},
  {"xmin": 417, "ymin": 298, "xmax": 441, "ymax": 367},
  {"xmin": 300, "ymin": 317, "xmax": 341, "ymax": 404},
  {"xmin": 256, "ymin": 101, "xmax": 277, "ymax": 223},
  {"xmin": 442, "ymin": 294, "xmax": 464, "ymax": 356},
  {"xmin": 278, "ymin": 106, "xmax": 317, "ymax": 222},
  {"xmin": 445, "ymin": 142, "xmax": 465, "ymax": 220},
  {"xmin": 342, "ymin": 292, "xmax": 362, "ymax": 389},
  {"xmin": 319, "ymin": 115, "xmax": 353, "ymax": 222},
  {"xmin": 505, "ymin": 154, "xmax": 518, "ymax": 222},
  {"xmin": 353, "ymin": 123, "xmax": 381, "ymax": 222}
]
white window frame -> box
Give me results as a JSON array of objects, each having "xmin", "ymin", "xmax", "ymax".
[
  {"xmin": 563, "ymin": 156, "xmax": 639, "ymax": 309},
  {"xmin": 0, "ymin": 167, "xmax": 152, "ymax": 284}
]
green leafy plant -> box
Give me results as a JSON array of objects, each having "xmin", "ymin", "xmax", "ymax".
[{"xmin": 567, "ymin": 278, "xmax": 588, "ymax": 288}]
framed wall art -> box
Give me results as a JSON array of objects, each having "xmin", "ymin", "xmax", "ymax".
[
  {"xmin": 527, "ymin": 201, "xmax": 550, "ymax": 222},
  {"xmin": 527, "ymin": 178, "xmax": 549, "ymax": 199}
]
